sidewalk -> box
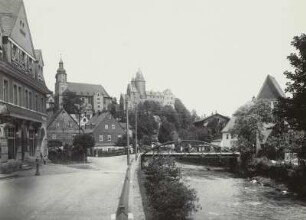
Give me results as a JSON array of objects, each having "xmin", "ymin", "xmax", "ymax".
[
  {"xmin": 129, "ymin": 155, "xmax": 146, "ymax": 220},
  {"xmin": 0, "ymin": 161, "xmax": 82, "ymax": 180}
]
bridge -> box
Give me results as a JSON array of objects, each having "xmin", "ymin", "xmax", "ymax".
[{"xmin": 140, "ymin": 140, "xmax": 241, "ymax": 170}]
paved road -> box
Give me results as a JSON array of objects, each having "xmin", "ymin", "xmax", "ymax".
[{"xmin": 0, "ymin": 156, "xmax": 127, "ymax": 220}]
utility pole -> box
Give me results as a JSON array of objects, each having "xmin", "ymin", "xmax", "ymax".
[
  {"xmin": 125, "ymin": 97, "xmax": 130, "ymax": 166},
  {"xmin": 135, "ymin": 105, "xmax": 138, "ymax": 160}
]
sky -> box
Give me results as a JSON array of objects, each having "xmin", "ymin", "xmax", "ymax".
[{"xmin": 24, "ymin": 0, "xmax": 306, "ymax": 117}]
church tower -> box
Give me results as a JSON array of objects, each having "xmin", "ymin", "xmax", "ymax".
[
  {"xmin": 134, "ymin": 69, "xmax": 146, "ymax": 98},
  {"xmin": 55, "ymin": 58, "xmax": 68, "ymax": 109}
]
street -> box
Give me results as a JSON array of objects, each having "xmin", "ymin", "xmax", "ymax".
[{"xmin": 0, "ymin": 156, "xmax": 127, "ymax": 220}]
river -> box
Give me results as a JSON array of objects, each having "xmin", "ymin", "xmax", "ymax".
[{"xmin": 179, "ymin": 162, "xmax": 306, "ymax": 220}]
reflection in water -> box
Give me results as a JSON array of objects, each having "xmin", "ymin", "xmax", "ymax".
[{"xmin": 179, "ymin": 163, "xmax": 306, "ymax": 220}]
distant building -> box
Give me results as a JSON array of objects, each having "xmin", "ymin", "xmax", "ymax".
[
  {"xmin": 194, "ymin": 113, "xmax": 230, "ymax": 144},
  {"xmin": 47, "ymin": 109, "xmax": 81, "ymax": 146},
  {"xmin": 85, "ymin": 112, "xmax": 126, "ymax": 154},
  {"xmin": 0, "ymin": 0, "xmax": 50, "ymax": 163},
  {"xmin": 125, "ymin": 69, "xmax": 175, "ymax": 109},
  {"xmin": 46, "ymin": 94, "xmax": 55, "ymax": 111},
  {"xmin": 54, "ymin": 59, "xmax": 112, "ymax": 117},
  {"xmin": 221, "ymin": 75, "xmax": 286, "ymax": 149}
]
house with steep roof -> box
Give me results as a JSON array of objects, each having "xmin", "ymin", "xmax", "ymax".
[
  {"xmin": 54, "ymin": 59, "xmax": 112, "ymax": 117},
  {"xmin": 85, "ymin": 111, "xmax": 126, "ymax": 154},
  {"xmin": 194, "ymin": 113, "xmax": 230, "ymax": 144},
  {"xmin": 47, "ymin": 109, "xmax": 81, "ymax": 146},
  {"xmin": 0, "ymin": 0, "xmax": 51, "ymax": 164},
  {"xmin": 221, "ymin": 75, "xmax": 285, "ymax": 149}
]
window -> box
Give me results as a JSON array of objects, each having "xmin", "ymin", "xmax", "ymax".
[
  {"xmin": 29, "ymin": 92, "xmax": 32, "ymax": 109},
  {"xmin": 99, "ymin": 135, "xmax": 103, "ymax": 142},
  {"xmin": 226, "ymin": 134, "xmax": 229, "ymax": 139},
  {"xmin": 41, "ymin": 97, "xmax": 44, "ymax": 112},
  {"xmin": 18, "ymin": 86, "xmax": 22, "ymax": 106},
  {"xmin": 13, "ymin": 84, "xmax": 17, "ymax": 105},
  {"xmin": 118, "ymin": 135, "xmax": 122, "ymax": 139},
  {"xmin": 25, "ymin": 90, "xmax": 29, "ymax": 108},
  {"xmin": 52, "ymin": 134, "xmax": 56, "ymax": 140},
  {"xmin": 105, "ymin": 124, "xmax": 108, "ymax": 130},
  {"xmin": 107, "ymin": 135, "xmax": 111, "ymax": 141},
  {"xmin": 3, "ymin": 79, "xmax": 9, "ymax": 102},
  {"xmin": 112, "ymin": 124, "xmax": 115, "ymax": 130},
  {"xmin": 34, "ymin": 94, "xmax": 38, "ymax": 111}
]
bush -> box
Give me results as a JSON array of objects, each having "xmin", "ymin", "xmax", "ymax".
[{"xmin": 144, "ymin": 157, "xmax": 199, "ymax": 220}]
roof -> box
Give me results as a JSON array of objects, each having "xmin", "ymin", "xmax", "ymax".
[
  {"xmin": 257, "ymin": 75, "xmax": 286, "ymax": 100},
  {"xmin": 47, "ymin": 108, "xmax": 79, "ymax": 128},
  {"xmin": 135, "ymin": 69, "xmax": 145, "ymax": 81},
  {"xmin": 194, "ymin": 113, "xmax": 230, "ymax": 125},
  {"xmin": 222, "ymin": 116, "xmax": 236, "ymax": 133},
  {"xmin": 0, "ymin": 0, "xmax": 36, "ymax": 58},
  {"xmin": 119, "ymin": 122, "xmax": 132, "ymax": 130},
  {"xmin": 0, "ymin": 0, "xmax": 22, "ymax": 36},
  {"xmin": 66, "ymin": 82, "xmax": 110, "ymax": 97},
  {"xmin": 85, "ymin": 112, "xmax": 109, "ymax": 132}
]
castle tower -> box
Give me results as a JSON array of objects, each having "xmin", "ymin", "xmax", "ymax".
[
  {"xmin": 134, "ymin": 69, "xmax": 146, "ymax": 99},
  {"xmin": 55, "ymin": 58, "xmax": 68, "ymax": 109}
]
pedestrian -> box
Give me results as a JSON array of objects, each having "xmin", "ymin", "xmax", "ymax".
[{"xmin": 35, "ymin": 157, "xmax": 40, "ymax": 176}]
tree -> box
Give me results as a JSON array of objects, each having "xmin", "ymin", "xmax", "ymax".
[
  {"xmin": 231, "ymin": 100, "xmax": 273, "ymax": 160},
  {"xmin": 174, "ymin": 99, "xmax": 192, "ymax": 130},
  {"xmin": 275, "ymin": 34, "xmax": 306, "ymax": 158},
  {"xmin": 62, "ymin": 91, "xmax": 83, "ymax": 114},
  {"xmin": 108, "ymin": 97, "xmax": 119, "ymax": 118},
  {"xmin": 72, "ymin": 134, "xmax": 95, "ymax": 161},
  {"xmin": 276, "ymin": 34, "xmax": 306, "ymax": 131},
  {"xmin": 158, "ymin": 119, "xmax": 176, "ymax": 143}
]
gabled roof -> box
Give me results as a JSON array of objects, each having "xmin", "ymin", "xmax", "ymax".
[
  {"xmin": 194, "ymin": 113, "xmax": 230, "ymax": 126},
  {"xmin": 222, "ymin": 116, "xmax": 236, "ymax": 133},
  {"xmin": 0, "ymin": 0, "xmax": 36, "ymax": 58},
  {"xmin": 0, "ymin": 0, "xmax": 22, "ymax": 36},
  {"xmin": 66, "ymin": 82, "xmax": 110, "ymax": 97},
  {"xmin": 257, "ymin": 75, "xmax": 285, "ymax": 100},
  {"xmin": 47, "ymin": 108, "xmax": 79, "ymax": 128},
  {"xmin": 86, "ymin": 112, "xmax": 124, "ymax": 133}
]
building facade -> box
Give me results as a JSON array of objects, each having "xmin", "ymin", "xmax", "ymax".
[
  {"xmin": 0, "ymin": 0, "xmax": 50, "ymax": 163},
  {"xmin": 47, "ymin": 109, "xmax": 80, "ymax": 146},
  {"xmin": 125, "ymin": 69, "xmax": 175, "ymax": 109},
  {"xmin": 85, "ymin": 112, "xmax": 126, "ymax": 153},
  {"xmin": 54, "ymin": 59, "xmax": 112, "ymax": 117}
]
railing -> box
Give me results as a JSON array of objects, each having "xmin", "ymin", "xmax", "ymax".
[{"xmin": 116, "ymin": 166, "xmax": 131, "ymax": 220}]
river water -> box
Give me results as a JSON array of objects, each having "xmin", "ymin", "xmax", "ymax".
[{"xmin": 179, "ymin": 163, "xmax": 306, "ymax": 220}]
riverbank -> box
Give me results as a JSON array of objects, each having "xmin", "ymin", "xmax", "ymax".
[
  {"xmin": 242, "ymin": 157, "xmax": 306, "ymax": 198},
  {"xmin": 179, "ymin": 162, "xmax": 306, "ymax": 220}
]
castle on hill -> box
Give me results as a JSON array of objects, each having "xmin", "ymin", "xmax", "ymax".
[{"xmin": 124, "ymin": 69, "xmax": 175, "ymax": 109}]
